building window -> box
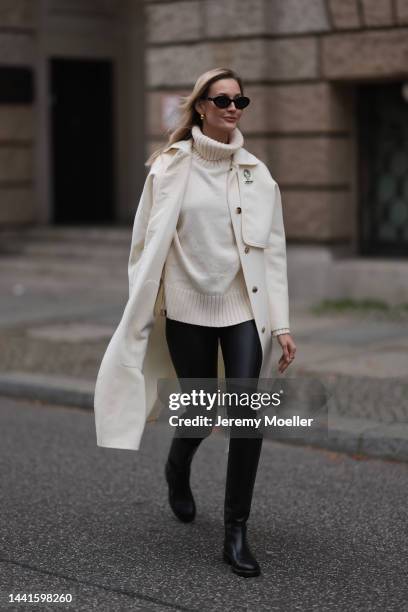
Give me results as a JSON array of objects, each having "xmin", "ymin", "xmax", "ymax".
[{"xmin": 358, "ymin": 82, "xmax": 408, "ymax": 257}]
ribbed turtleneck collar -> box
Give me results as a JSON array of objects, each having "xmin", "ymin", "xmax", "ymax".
[{"xmin": 191, "ymin": 124, "xmax": 244, "ymax": 166}]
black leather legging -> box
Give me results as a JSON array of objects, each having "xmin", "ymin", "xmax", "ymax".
[
  {"xmin": 165, "ymin": 317, "xmax": 262, "ymax": 379},
  {"xmin": 165, "ymin": 317, "xmax": 263, "ymax": 440}
]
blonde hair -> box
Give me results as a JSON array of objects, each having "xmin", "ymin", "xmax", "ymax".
[{"xmin": 145, "ymin": 67, "xmax": 244, "ymax": 167}]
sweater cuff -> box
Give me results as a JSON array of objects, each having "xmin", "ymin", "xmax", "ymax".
[{"xmin": 272, "ymin": 328, "xmax": 290, "ymax": 337}]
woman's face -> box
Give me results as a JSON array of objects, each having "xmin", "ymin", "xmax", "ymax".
[{"xmin": 195, "ymin": 78, "xmax": 244, "ymax": 139}]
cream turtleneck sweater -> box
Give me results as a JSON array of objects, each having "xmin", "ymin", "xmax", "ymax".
[{"xmin": 162, "ymin": 124, "xmax": 254, "ymax": 327}]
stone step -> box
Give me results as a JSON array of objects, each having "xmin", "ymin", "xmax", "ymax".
[
  {"xmin": 0, "ymin": 225, "xmax": 132, "ymax": 256},
  {"xmin": 0, "ymin": 241, "xmax": 131, "ymax": 260},
  {"xmin": 0, "ymin": 225, "xmax": 132, "ymax": 243},
  {"xmin": 0, "ymin": 256, "xmax": 128, "ymax": 278}
]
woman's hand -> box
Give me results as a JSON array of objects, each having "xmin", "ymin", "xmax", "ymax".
[{"xmin": 276, "ymin": 333, "xmax": 296, "ymax": 373}]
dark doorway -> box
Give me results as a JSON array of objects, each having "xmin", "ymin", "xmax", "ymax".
[
  {"xmin": 50, "ymin": 57, "xmax": 115, "ymax": 224},
  {"xmin": 358, "ymin": 82, "xmax": 408, "ymax": 257}
]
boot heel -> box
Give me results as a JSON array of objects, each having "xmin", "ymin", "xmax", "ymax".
[{"xmin": 231, "ymin": 564, "xmax": 261, "ymax": 578}]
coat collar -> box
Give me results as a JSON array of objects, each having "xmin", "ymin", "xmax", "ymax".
[{"xmin": 162, "ymin": 138, "xmax": 259, "ymax": 166}]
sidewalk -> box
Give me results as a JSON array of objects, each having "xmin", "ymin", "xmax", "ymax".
[{"xmin": 1, "ymin": 226, "xmax": 408, "ymax": 462}]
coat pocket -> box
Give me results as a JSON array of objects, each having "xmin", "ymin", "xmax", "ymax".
[
  {"xmin": 241, "ymin": 199, "xmax": 275, "ymax": 248},
  {"xmin": 239, "ymin": 169, "xmax": 276, "ymax": 248}
]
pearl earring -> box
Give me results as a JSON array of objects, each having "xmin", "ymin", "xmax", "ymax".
[{"xmin": 200, "ymin": 114, "xmax": 204, "ymax": 120}]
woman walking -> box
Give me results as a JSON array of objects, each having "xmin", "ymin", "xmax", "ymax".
[{"xmin": 94, "ymin": 67, "xmax": 296, "ymax": 578}]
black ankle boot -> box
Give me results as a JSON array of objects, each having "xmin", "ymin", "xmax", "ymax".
[
  {"xmin": 223, "ymin": 436, "xmax": 263, "ymax": 577},
  {"xmin": 223, "ymin": 521, "xmax": 260, "ymax": 577},
  {"xmin": 165, "ymin": 436, "xmax": 202, "ymax": 523}
]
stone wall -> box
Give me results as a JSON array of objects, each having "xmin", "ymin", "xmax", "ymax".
[
  {"xmin": 144, "ymin": 0, "xmax": 408, "ymax": 246},
  {"xmin": 2, "ymin": 0, "xmax": 407, "ymax": 241},
  {"xmin": 0, "ymin": 0, "xmax": 37, "ymax": 224},
  {"xmin": 0, "ymin": 0, "xmax": 144, "ymax": 226}
]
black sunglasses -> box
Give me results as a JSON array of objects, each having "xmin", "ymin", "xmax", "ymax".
[{"xmin": 200, "ymin": 95, "xmax": 250, "ymax": 110}]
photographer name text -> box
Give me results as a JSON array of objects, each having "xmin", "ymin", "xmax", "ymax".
[{"xmin": 169, "ymin": 415, "xmax": 314, "ymax": 428}]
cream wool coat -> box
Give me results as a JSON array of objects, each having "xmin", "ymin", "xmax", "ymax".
[{"xmin": 93, "ymin": 137, "xmax": 290, "ymax": 451}]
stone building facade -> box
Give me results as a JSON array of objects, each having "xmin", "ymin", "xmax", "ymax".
[
  {"xmin": 1, "ymin": 0, "xmax": 408, "ymax": 304},
  {"xmin": 146, "ymin": 0, "xmax": 408, "ymax": 305},
  {"xmin": 0, "ymin": 0, "xmax": 144, "ymax": 227}
]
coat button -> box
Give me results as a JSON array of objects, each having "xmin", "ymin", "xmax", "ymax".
[
  {"xmin": 261, "ymin": 326, "xmax": 265, "ymax": 333},
  {"xmin": 244, "ymin": 246, "xmax": 250, "ymax": 253},
  {"xmin": 252, "ymin": 286, "xmax": 258, "ymax": 293},
  {"xmin": 236, "ymin": 207, "xmax": 242, "ymax": 214}
]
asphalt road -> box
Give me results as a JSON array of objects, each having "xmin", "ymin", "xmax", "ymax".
[{"xmin": 1, "ymin": 396, "xmax": 407, "ymax": 612}]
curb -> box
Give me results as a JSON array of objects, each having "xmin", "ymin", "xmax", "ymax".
[
  {"xmin": 0, "ymin": 371, "xmax": 95, "ymax": 410},
  {"xmin": 1, "ymin": 371, "xmax": 408, "ymax": 463},
  {"xmin": 263, "ymin": 415, "xmax": 408, "ymax": 463}
]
